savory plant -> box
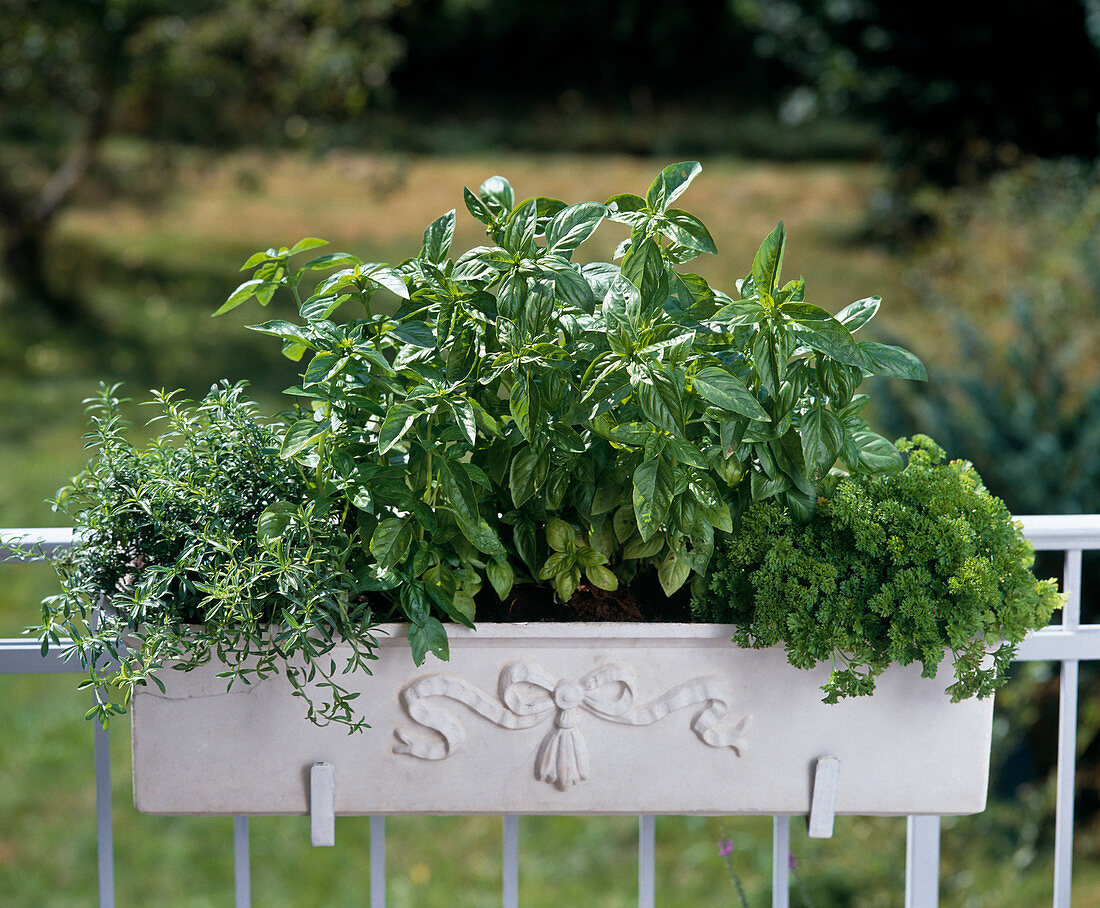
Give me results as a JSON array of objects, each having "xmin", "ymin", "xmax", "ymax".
[
  {"xmin": 692, "ymin": 436, "xmax": 1062, "ymax": 701},
  {"xmin": 30, "ymin": 382, "xmax": 380, "ymax": 730},
  {"xmin": 219, "ymin": 161, "xmax": 927, "ymax": 662}
]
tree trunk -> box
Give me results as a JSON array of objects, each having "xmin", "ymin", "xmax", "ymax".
[
  {"xmin": 0, "ymin": 83, "xmax": 112, "ymax": 324},
  {"xmin": 1, "ymin": 224, "xmax": 83, "ymax": 322}
]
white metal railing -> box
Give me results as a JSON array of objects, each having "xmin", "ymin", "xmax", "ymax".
[{"xmin": 2, "ymin": 515, "xmax": 1099, "ymax": 908}]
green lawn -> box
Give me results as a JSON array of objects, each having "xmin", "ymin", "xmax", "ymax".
[{"xmin": 0, "ymin": 147, "xmax": 1091, "ymax": 905}]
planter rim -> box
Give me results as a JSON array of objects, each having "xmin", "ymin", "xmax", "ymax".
[{"xmin": 370, "ymin": 621, "xmax": 740, "ymax": 646}]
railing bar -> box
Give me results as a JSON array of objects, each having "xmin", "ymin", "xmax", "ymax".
[
  {"xmin": 502, "ymin": 815, "xmax": 519, "ymax": 908},
  {"xmin": 234, "ymin": 817, "xmax": 250, "ymax": 908},
  {"xmin": 1053, "ymin": 656, "xmax": 1079, "ymax": 907},
  {"xmin": 94, "ymin": 712, "xmax": 114, "ymax": 908},
  {"xmin": 1053, "ymin": 548, "xmax": 1083, "ymax": 908},
  {"xmin": 771, "ymin": 816, "xmax": 789, "ymax": 908},
  {"xmin": 638, "ymin": 815, "xmax": 655, "ymax": 908},
  {"xmin": 1062, "ymin": 549, "xmax": 1082, "ymax": 630},
  {"xmin": 370, "ymin": 815, "xmax": 386, "ymax": 908},
  {"xmin": 0, "ymin": 527, "xmax": 77, "ymax": 560},
  {"xmin": 905, "ymin": 815, "xmax": 940, "ymax": 906}
]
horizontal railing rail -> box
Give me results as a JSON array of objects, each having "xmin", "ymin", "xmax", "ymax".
[{"xmin": 2, "ymin": 516, "xmax": 1098, "ymax": 908}]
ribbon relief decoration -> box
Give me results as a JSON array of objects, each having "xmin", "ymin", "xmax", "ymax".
[{"xmin": 393, "ymin": 660, "xmax": 752, "ymax": 790}]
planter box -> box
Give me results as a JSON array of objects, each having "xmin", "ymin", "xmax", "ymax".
[{"xmin": 131, "ymin": 623, "xmax": 994, "ymax": 817}]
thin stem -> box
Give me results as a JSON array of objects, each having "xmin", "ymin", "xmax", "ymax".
[{"xmin": 722, "ymin": 855, "xmax": 750, "ymax": 908}]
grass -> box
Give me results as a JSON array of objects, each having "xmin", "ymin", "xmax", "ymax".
[{"xmin": 0, "ymin": 146, "xmax": 1089, "ymax": 905}]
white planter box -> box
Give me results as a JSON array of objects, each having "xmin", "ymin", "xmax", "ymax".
[{"xmin": 131, "ymin": 623, "xmax": 994, "ymax": 816}]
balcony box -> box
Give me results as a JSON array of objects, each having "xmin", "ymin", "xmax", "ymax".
[{"xmin": 131, "ymin": 623, "xmax": 994, "ymax": 816}]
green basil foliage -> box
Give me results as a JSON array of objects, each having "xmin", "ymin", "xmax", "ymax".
[
  {"xmin": 692, "ymin": 436, "xmax": 1062, "ymax": 702},
  {"xmin": 220, "ymin": 162, "xmax": 926, "ymax": 663},
  {"xmin": 30, "ymin": 383, "xmax": 380, "ymax": 730}
]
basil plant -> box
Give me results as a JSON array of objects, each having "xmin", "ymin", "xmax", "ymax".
[{"xmin": 218, "ymin": 162, "xmax": 926, "ymax": 664}]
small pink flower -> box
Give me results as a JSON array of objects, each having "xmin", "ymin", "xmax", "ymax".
[
  {"xmin": 788, "ymin": 853, "xmax": 798, "ymax": 870},
  {"xmin": 718, "ymin": 839, "xmax": 735, "ymax": 857}
]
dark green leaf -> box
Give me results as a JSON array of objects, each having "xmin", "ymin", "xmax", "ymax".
[
  {"xmin": 437, "ymin": 460, "xmax": 505, "ymax": 556},
  {"xmin": 751, "ymin": 222, "xmax": 785, "ymax": 296},
  {"xmin": 835, "ymin": 297, "xmax": 881, "ymax": 333},
  {"xmin": 646, "ymin": 161, "xmax": 702, "ymax": 211},
  {"xmin": 657, "ymin": 548, "xmax": 692, "ymax": 595},
  {"xmin": 246, "ymin": 320, "xmax": 316, "ymax": 349},
  {"xmin": 502, "ymin": 199, "xmax": 538, "ymax": 253},
  {"xmin": 378, "ymin": 403, "xmax": 419, "ymax": 453},
  {"xmin": 693, "ymin": 366, "xmax": 769, "ymax": 420},
  {"xmin": 852, "ymin": 430, "xmax": 904, "ymax": 473},
  {"xmin": 711, "ymin": 299, "xmax": 767, "ymax": 326},
  {"xmin": 542, "ymin": 258, "xmax": 597, "ymax": 309},
  {"xmin": 605, "ymin": 193, "xmax": 650, "ymax": 226},
  {"xmin": 622, "ymin": 236, "xmax": 667, "ymax": 310},
  {"xmin": 857, "ymin": 341, "xmax": 928, "ymax": 381},
  {"xmin": 633, "ymin": 457, "xmax": 674, "ymax": 541},
  {"xmin": 509, "ymin": 445, "xmax": 549, "ymax": 508},
  {"xmin": 214, "ymin": 278, "xmax": 267, "ymax": 316},
  {"xmin": 784, "ymin": 303, "xmax": 864, "ymax": 367},
  {"xmin": 281, "ymin": 418, "xmax": 326, "ymax": 458},
  {"xmin": 479, "ymin": 175, "xmax": 514, "ymax": 215},
  {"xmin": 662, "ymin": 208, "xmax": 717, "ymax": 254},
  {"xmin": 421, "ymin": 210, "xmax": 456, "ymax": 264},
  {"xmin": 510, "ymin": 375, "xmax": 532, "ymax": 440},
  {"xmin": 801, "ymin": 406, "xmax": 845, "ymax": 471},
  {"xmin": 392, "ymin": 320, "xmax": 436, "ymax": 348},
  {"xmin": 408, "ymin": 618, "xmax": 449, "ymax": 666},
  {"xmin": 370, "ymin": 517, "xmax": 413, "ymax": 569},
  {"xmin": 487, "ymin": 559, "xmax": 514, "ymax": 600},
  {"xmin": 545, "ymin": 202, "xmax": 606, "ymax": 254},
  {"xmin": 257, "ymin": 501, "xmax": 296, "ymax": 543},
  {"xmin": 464, "ymin": 186, "xmax": 494, "ymax": 225},
  {"xmin": 289, "ymin": 237, "xmax": 328, "ymax": 255}
]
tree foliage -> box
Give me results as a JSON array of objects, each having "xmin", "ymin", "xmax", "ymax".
[
  {"xmin": 734, "ymin": 0, "xmax": 1100, "ymax": 187},
  {"xmin": 0, "ymin": 0, "xmax": 406, "ymax": 316}
]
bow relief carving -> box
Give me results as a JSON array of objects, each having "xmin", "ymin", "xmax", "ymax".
[{"xmin": 393, "ymin": 659, "xmax": 751, "ymax": 790}]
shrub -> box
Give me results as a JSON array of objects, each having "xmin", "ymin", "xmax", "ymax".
[
  {"xmin": 33, "ymin": 382, "xmax": 380, "ymax": 730},
  {"xmin": 219, "ymin": 162, "xmax": 926, "ymax": 662},
  {"xmin": 693, "ymin": 436, "xmax": 1061, "ymax": 701}
]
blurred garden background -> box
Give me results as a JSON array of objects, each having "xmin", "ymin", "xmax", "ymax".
[{"xmin": 2, "ymin": 1, "xmax": 1100, "ymax": 904}]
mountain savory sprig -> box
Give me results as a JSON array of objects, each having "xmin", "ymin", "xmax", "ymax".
[
  {"xmin": 218, "ymin": 162, "xmax": 927, "ymax": 663},
  {"xmin": 692, "ymin": 436, "xmax": 1062, "ymax": 701},
  {"xmin": 34, "ymin": 383, "xmax": 380, "ymax": 730}
]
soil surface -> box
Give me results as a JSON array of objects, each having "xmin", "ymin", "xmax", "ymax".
[{"xmin": 475, "ymin": 570, "xmax": 693, "ymax": 623}]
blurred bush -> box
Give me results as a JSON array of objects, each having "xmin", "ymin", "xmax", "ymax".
[
  {"xmin": 875, "ymin": 159, "xmax": 1100, "ymax": 848},
  {"xmin": 877, "ymin": 159, "xmax": 1100, "ymax": 518}
]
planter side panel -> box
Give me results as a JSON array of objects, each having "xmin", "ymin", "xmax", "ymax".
[{"xmin": 132, "ymin": 624, "xmax": 993, "ymax": 816}]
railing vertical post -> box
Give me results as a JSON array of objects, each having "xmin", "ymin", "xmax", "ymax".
[
  {"xmin": 905, "ymin": 815, "xmax": 940, "ymax": 906},
  {"xmin": 771, "ymin": 816, "xmax": 790, "ymax": 908},
  {"xmin": 94, "ymin": 708, "xmax": 114, "ymax": 908},
  {"xmin": 1053, "ymin": 549, "xmax": 1082, "ymax": 906},
  {"xmin": 234, "ymin": 817, "xmax": 250, "ymax": 907},
  {"xmin": 370, "ymin": 815, "xmax": 386, "ymax": 908},
  {"xmin": 502, "ymin": 815, "xmax": 519, "ymax": 908},
  {"xmin": 638, "ymin": 815, "xmax": 655, "ymax": 908}
]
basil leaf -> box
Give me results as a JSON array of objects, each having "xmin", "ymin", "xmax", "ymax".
[
  {"xmin": 693, "ymin": 366, "xmax": 769, "ymax": 420},
  {"xmin": 633, "ymin": 457, "xmax": 674, "ymax": 541},
  {"xmin": 545, "ymin": 202, "xmax": 606, "ymax": 254},
  {"xmin": 858, "ymin": 341, "xmax": 928, "ymax": 381},
  {"xmin": 645, "ymin": 161, "xmax": 702, "ymax": 211},
  {"xmin": 751, "ymin": 221, "xmax": 785, "ymax": 296}
]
